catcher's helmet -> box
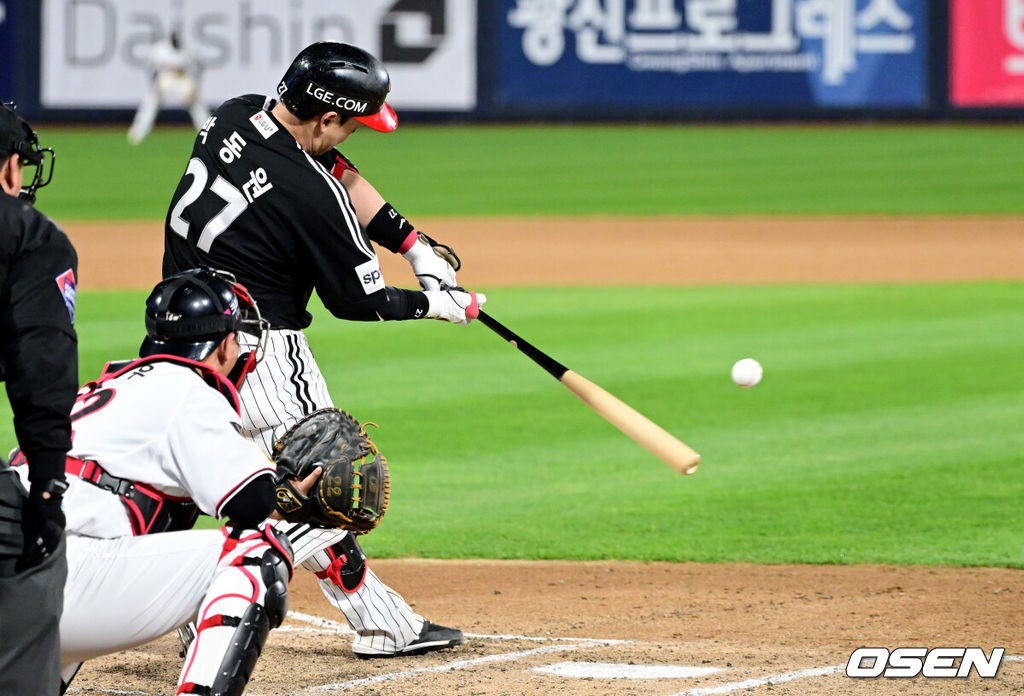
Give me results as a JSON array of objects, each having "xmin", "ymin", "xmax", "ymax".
[
  {"xmin": 0, "ymin": 102, "xmax": 55, "ymax": 203},
  {"xmin": 276, "ymin": 42, "xmax": 397, "ymax": 132},
  {"xmin": 140, "ymin": 268, "xmax": 268, "ymax": 386}
]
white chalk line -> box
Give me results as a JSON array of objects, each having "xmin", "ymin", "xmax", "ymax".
[
  {"xmin": 65, "ymin": 655, "xmax": 1024, "ymax": 696},
  {"xmin": 673, "ymin": 665, "xmax": 845, "ymax": 695},
  {"xmin": 538, "ymin": 662, "xmax": 723, "ymax": 679},
  {"xmin": 284, "ymin": 611, "xmax": 352, "ymax": 633},
  {"xmin": 280, "ymin": 613, "xmax": 1024, "ymax": 693},
  {"xmin": 295, "ymin": 641, "xmax": 621, "ymax": 694},
  {"xmin": 463, "ymin": 631, "xmax": 631, "ymax": 644},
  {"xmin": 670, "ymin": 655, "xmax": 1024, "ymax": 696},
  {"xmin": 282, "ymin": 611, "xmax": 632, "ymax": 644},
  {"xmin": 68, "ymin": 611, "xmax": 1024, "ymax": 696}
]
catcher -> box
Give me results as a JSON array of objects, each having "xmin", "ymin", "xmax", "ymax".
[{"xmin": 12, "ymin": 268, "xmax": 387, "ymax": 695}]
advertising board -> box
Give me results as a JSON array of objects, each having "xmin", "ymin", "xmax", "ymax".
[
  {"xmin": 0, "ymin": 2, "xmax": 11, "ymax": 99},
  {"xmin": 499, "ymin": 0, "xmax": 929, "ymax": 112},
  {"xmin": 39, "ymin": 0, "xmax": 476, "ymax": 111},
  {"xmin": 950, "ymin": 0, "xmax": 1024, "ymax": 106}
]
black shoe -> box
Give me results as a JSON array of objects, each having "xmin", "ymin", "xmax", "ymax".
[{"xmin": 354, "ymin": 621, "xmax": 464, "ymax": 658}]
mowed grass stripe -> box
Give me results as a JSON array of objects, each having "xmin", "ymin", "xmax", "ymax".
[
  {"xmin": 11, "ymin": 283, "xmax": 1018, "ymax": 567},
  {"xmin": 37, "ymin": 124, "xmax": 1024, "ymax": 220},
  {"xmin": 352, "ymin": 285, "xmax": 1023, "ymax": 566}
]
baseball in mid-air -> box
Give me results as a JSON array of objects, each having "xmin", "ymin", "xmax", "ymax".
[{"xmin": 731, "ymin": 358, "xmax": 763, "ymax": 388}]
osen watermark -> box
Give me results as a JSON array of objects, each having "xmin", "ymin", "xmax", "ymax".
[{"xmin": 846, "ymin": 647, "xmax": 1005, "ymax": 679}]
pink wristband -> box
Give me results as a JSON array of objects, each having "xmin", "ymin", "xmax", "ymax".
[
  {"xmin": 466, "ymin": 292, "xmax": 480, "ymax": 321},
  {"xmin": 397, "ymin": 230, "xmax": 418, "ymax": 254}
]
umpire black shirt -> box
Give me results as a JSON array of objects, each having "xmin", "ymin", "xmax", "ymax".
[{"xmin": 0, "ymin": 194, "xmax": 78, "ymax": 481}]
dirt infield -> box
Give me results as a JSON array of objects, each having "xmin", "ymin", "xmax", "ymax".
[
  {"xmin": 67, "ymin": 216, "xmax": 1024, "ymax": 696},
  {"xmin": 64, "ymin": 215, "xmax": 1024, "ymax": 289}
]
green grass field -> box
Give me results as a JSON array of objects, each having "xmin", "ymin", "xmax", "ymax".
[
  {"xmin": 39, "ymin": 123, "xmax": 1024, "ymax": 219},
  {"xmin": 4, "ymin": 124, "xmax": 1022, "ymax": 568}
]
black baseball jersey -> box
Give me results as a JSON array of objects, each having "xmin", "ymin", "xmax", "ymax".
[
  {"xmin": 163, "ymin": 94, "xmax": 426, "ymax": 330},
  {"xmin": 0, "ymin": 194, "xmax": 78, "ymax": 481}
]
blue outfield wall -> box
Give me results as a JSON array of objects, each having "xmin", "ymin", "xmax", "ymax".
[{"xmin": 1, "ymin": 0, "xmax": 1020, "ymax": 123}]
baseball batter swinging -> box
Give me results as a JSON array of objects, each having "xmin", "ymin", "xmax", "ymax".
[{"xmin": 162, "ymin": 42, "xmax": 480, "ymax": 657}]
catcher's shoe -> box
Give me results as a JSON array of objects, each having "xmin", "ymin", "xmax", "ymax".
[
  {"xmin": 354, "ymin": 621, "xmax": 464, "ymax": 658},
  {"xmin": 176, "ymin": 623, "xmax": 197, "ymax": 658}
]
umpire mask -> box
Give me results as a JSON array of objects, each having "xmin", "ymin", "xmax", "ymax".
[{"xmin": 0, "ymin": 102, "xmax": 55, "ymax": 203}]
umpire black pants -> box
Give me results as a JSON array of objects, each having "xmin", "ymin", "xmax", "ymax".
[{"xmin": 0, "ymin": 463, "xmax": 66, "ymax": 695}]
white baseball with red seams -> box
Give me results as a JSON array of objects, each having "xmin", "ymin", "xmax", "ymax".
[{"xmin": 731, "ymin": 358, "xmax": 763, "ymax": 387}]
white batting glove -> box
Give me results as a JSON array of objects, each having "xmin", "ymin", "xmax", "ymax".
[
  {"xmin": 424, "ymin": 288, "xmax": 485, "ymax": 325},
  {"xmin": 402, "ymin": 234, "xmax": 458, "ymax": 292}
]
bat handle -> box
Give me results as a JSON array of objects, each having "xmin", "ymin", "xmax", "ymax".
[
  {"xmin": 476, "ymin": 311, "xmax": 513, "ymax": 340},
  {"xmin": 477, "ymin": 311, "xmax": 568, "ymax": 380}
]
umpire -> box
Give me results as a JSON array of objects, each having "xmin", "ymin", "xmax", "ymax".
[{"xmin": 0, "ymin": 102, "xmax": 78, "ymax": 693}]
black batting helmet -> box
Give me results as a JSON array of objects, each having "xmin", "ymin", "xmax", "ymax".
[
  {"xmin": 0, "ymin": 102, "xmax": 55, "ymax": 203},
  {"xmin": 140, "ymin": 268, "xmax": 268, "ymax": 386},
  {"xmin": 276, "ymin": 42, "xmax": 397, "ymax": 132}
]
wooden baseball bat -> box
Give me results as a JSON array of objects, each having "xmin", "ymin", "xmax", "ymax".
[{"xmin": 477, "ymin": 310, "xmax": 700, "ymax": 475}]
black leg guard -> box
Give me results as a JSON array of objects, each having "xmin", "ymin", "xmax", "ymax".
[
  {"xmin": 208, "ymin": 603, "xmax": 270, "ymax": 696},
  {"xmin": 178, "ymin": 524, "xmax": 293, "ymax": 696},
  {"xmin": 177, "ymin": 527, "xmax": 292, "ymax": 658},
  {"xmin": 316, "ymin": 533, "xmax": 366, "ymax": 592},
  {"xmin": 260, "ymin": 532, "xmax": 291, "ymax": 628}
]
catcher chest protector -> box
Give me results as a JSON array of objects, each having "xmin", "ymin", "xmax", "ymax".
[{"xmin": 276, "ymin": 42, "xmax": 398, "ymax": 132}]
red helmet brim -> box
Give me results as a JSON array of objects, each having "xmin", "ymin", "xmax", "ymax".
[{"xmin": 355, "ymin": 102, "xmax": 398, "ymax": 132}]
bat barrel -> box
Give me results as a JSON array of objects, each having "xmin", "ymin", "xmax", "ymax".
[
  {"xmin": 560, "ymin": 370, "xmax": 700, "ymax": 475},
  {"xmin": 478, "ymin": 311, "xmax": 700, "ymax": 476}
]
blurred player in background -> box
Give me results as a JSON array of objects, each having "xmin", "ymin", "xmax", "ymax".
[
  {"xmin": 128, "ymin": 30, "xmax": 210, "ymax": 145},
  {"xmin": 163, "ymin": 41, "xmax": 480, "ymax": 658},
  {"xmin": 0, "ymin": 102, "xmax": 77, "ymax": 694}
]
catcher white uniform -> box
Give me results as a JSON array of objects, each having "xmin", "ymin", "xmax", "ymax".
[{"xmin": 14, "ymin": 356, "xmax": 291, "ymax": 693}]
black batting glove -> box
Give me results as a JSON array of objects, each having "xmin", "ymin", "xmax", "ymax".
[{"xmin": 17, "ymin": 478, "xmax": 68, "ymax": 572}]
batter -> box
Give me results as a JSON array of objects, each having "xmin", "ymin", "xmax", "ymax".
[{"xmin": 162, "ymin": 41, "xmax": 482, "ymax": 658}]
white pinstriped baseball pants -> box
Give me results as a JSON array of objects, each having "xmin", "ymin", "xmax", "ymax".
[{"xmin": 239, "ymin": 329, "xmax": 424, "ymax": 654}]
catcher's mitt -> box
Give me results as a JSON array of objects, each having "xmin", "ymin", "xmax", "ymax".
[{"xmin": 272, "ymin": 408, "xmax": 390, "ymax": 534}]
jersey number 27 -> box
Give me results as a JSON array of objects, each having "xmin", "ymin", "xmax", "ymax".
[{"xmin": 169, "ymin": 157, "xmax": 248, "ymax": 252}]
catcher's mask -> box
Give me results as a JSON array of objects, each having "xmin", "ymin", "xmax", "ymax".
[
  {"xmin": 0, "ymin": 102, "xmax": 55, "ymax": 203},
  {"xmin": 140, "ymin": 268, "xmax": 269, "ymax": 388},
  {"xmin": 276, "ymin": 41, "xmax": 397, "ymax": 132}
]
